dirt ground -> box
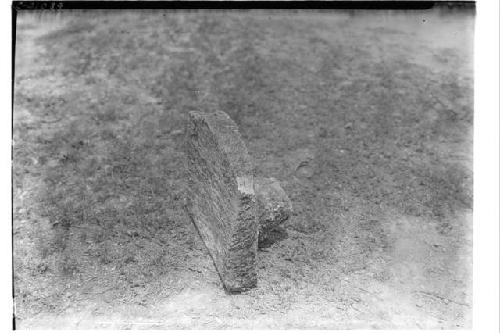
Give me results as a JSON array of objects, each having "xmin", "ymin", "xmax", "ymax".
[{"xmin": 13, "ymin": 8, "xmax": 474, "ymax": 329}]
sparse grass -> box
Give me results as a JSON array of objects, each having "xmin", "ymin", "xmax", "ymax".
[{"xmin": 13, "ymin": 9, "xmax": 473, "ymax": 329}]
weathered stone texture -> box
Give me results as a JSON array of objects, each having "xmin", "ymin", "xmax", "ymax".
[
  {"xmin": 184, "ymin": 110, "xmax": 258, "ymax": 292},
  {"xmin": 255, "ymin": 177, "xmax": 293, "ymax": 245}
]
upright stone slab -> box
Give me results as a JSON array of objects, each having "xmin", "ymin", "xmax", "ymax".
[{"xmin": 185, "ymin": 110, "xmax": 258, "ymax": 292}]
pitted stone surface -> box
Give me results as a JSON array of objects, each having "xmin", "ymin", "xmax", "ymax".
[
  {"xmin": 185, "ymin": 110, "xmax": 258, "ymax": 292},
  {"xmin": 255, "ymin": 177, "xmax": 293, "ymax": 245}
]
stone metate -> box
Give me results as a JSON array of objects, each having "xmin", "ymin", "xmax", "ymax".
[{"xmin": 184, "ymin": 110, "xmax": 258, "ymax": 292}]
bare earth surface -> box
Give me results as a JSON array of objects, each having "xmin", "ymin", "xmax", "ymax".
[{"xmin": 13, "ymin": 9, "xmax": 473, "ymax": 329}]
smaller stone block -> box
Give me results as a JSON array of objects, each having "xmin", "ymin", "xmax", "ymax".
[{"xmin": 255, "ymin": 177, "xmax": 293, "ymax": 245}]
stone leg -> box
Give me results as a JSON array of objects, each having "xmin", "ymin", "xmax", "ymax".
[{"xmin": 255, "ymin": 177, "xmax": 293, "ymax": 247}]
